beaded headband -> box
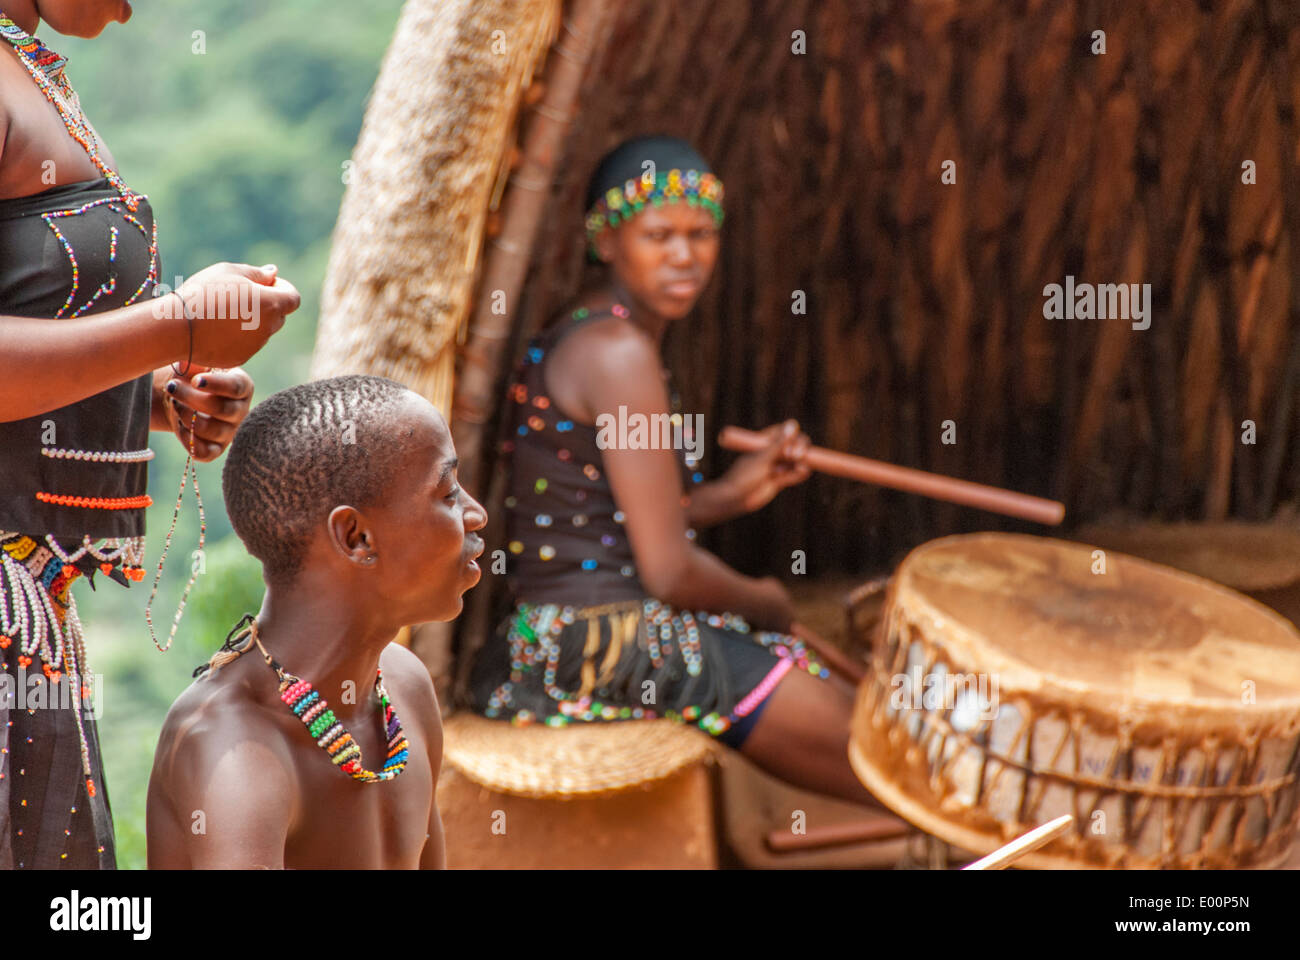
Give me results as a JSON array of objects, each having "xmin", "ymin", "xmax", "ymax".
[{"xmin": 584, "ymin": 168, "xmax": 724, "ymax": 244}]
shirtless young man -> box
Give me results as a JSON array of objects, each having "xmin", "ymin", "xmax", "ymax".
[{"xmin": 146, "ymin": 375, "xmax": 487, "ymax": 869}]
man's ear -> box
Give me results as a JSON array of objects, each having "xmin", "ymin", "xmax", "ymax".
[{"xmin": 326, "ymin": 505, "xmax": 377, "ymax": 567}]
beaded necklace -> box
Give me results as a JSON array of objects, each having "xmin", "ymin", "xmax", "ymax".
[
  {"xmin": 0, "ymin": 13, "xmax": 135, "ymax": 206},
  {"xmin": 238, "ymin": 618, "xmax": 411, "ymax": 783},
  {"xmin": 143, "ymin": 413, "xmax": 206, "ymax": 652}
]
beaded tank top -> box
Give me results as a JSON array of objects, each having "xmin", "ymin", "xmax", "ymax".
[
  {"xmin": 499, "ymin": 305, "xmax": 704, "ymax": 608},
  {"xmin": 0, "ymin": 179, "xmax": 158, "ymax": 541},
  {"xmin": 0, "ymin": 16, "xmax": 159, "ymax": 545}
]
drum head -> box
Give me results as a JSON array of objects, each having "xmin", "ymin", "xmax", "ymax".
[
  {"xmin": 894, "ymin": 532, "xmax": 1300, "ymax": 715},
  {"xmin": 849, "ymin": 533, "xmax": 1300, "ymax": 868}
]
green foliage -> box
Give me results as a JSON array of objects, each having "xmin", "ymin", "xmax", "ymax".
[{"xmin": 51, "ymin": 0, "xmax": 404, "ymax": 868}]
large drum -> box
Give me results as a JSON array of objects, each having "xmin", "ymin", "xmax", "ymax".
[{"xmin": 848, "ymin": 533, "xmax": 1300, "ymax": 869}]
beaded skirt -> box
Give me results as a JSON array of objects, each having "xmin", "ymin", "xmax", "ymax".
[
  {"xmin": 0, "ymin": 533, "xmax": 119, "ymax": 869},
  {"xmin": 468, "ymin": 598, "xmax": 831, "ymax": 744}
]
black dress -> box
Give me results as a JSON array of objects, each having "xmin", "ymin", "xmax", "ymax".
[
  {"xmin": 467, "ymin": 306, "xmax": 832, "ymax": 747},
  {"xmin": 0, "ymin": 173, "xmax": 160, "ymax": 869}
]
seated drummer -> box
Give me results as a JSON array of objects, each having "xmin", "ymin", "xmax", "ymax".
[
  {"xmin": 467, "ymin": 136, "xmax": 875, "ymax": 805},
  {"xmin": 146, "ymin": 376, "xmax": 487, "ymax": 868}
]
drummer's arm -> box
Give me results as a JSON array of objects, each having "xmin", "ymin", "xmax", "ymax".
[
  {"xmin": 681, "ymin": 480, "xmax": 739, "ymax": 529},
  {"xmin": 582, "ymin": 328, "xmax": 796, "ymax": 632}
]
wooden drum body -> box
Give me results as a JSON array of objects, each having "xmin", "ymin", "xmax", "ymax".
[{"xmin": 848, "ymin": 533, "xmax": 1300, "ymax": 869}]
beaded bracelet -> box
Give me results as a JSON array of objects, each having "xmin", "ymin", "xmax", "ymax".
[{"xmin": 170, "ymin": 290, "xmax": 193, "ymax": 378}]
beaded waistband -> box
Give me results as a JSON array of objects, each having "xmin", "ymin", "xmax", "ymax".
[
  {"xmin": 31, "ymin": 444, "xmax": 156, "ymax": 513},
  {"xmin": 0, "ymin": 531, "xmax": 108, "ymax": 797},
  {"xmin": 0, "ymin": 530, "xmax": 146, "ymax": 585}
]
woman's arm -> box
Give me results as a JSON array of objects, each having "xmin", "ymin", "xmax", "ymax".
[
  {"xmin": 0, "ymin": 262, "xmax": 299, "ymax": 423},
  {"xmin": 682, "ymin": 477, "xmax": 743, "ymax": 529},
  {"xmin": 573, "ymin": 322, "xmax": 796, "ymax": 632},
  {"xmin": 0, "ymin": 299, "xmax": 186, "ymax": 421}
]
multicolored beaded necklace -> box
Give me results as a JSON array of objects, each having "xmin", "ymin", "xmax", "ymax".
[
  {"xmin": 239, "ymin": 618, "xmax": 411, "ymax": 783},
  {"xmin": 0, "ymin": 12, "xmax": 135, "ymax": 205}
]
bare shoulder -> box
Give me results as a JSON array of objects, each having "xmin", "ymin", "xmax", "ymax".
[
  {"xmin": 148, "ymin": 662, "xmax": 299, "ymax": 868},
  {"xmin": 552, "ymin": 311, "xmax": 661, "ymax": 386},
  {"xmin": 568, "ymin": 309, "xmax": 654, "ymax": 355},
  {"xmin": 379, "ymin": 642, "xmax": 439, "ymax": 714},
  {"xmin": 152, "ymin": 664, "xmax": 296, "ymax": 805}
]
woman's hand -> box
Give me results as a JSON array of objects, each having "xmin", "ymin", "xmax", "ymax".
[
  {"xmin": 150, "ymin": 364, "xmax": 254, "ymax": 462},
  {"xmin": 163, "ymin": 263, "xmax": 301, "ymax": 368},
  {"xmin": 720, "ymin": 419, "xmax": 812, "ymax": 515}
]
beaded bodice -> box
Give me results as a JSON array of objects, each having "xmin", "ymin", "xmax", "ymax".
[
  {"xmin": 0, "ymin": 182, "xmax": 158, "ymax": 544},
  {"xmin": 499, "ymin": 306, "xmax": 704, "ymax": 607}
]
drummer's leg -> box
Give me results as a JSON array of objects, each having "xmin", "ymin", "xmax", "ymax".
[{"xmin": 736, "ymin": 668, "xmax": 884, "ymax": 808}]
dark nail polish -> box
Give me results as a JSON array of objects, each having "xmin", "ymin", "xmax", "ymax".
[
  {"xmin": 196, "ymin": 376, "xmax": 207, "ymax": 387},
  {"xmin": 166, "ymin": 381, "xmax": 177, "ymax": 394}
]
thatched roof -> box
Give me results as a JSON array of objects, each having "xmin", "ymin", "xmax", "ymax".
[{"xmin": 311, "ymin": 0, "xmax": 561, "ymax": 414}]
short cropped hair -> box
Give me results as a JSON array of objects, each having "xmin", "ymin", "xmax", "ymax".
[{"xmin": 222, "ymin": 375, "xmax": 416, "ymax": 580}]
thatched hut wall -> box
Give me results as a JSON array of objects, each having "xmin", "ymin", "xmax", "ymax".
[
  {"xmin": 312, "ymin": 0, "xmax": 1300, "ymax": 691},
  {"xmin": 489, "ymin": 0, "xmax": 1300, "ymax": 580}
]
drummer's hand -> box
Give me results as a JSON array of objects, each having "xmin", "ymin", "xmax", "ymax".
[
  {"xmin": 151, "ymin": 364, "xmax": 254, "ymax": 462},
  {"xmin": 722, "ymin": 419, "xmax": 812, "ymax": 514}
]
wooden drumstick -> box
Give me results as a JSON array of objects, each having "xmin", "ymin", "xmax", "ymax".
[
  {"xmin": 765, "ymin": 815, "xmax": 912, "ymax": 853},
  {"xmin": 718, "ymin": 426, "xmax": 1066, "ymax": 526},
  {"xmin": 962, "ymin": 814, "xmax": 1075, "ymax": 870}
]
